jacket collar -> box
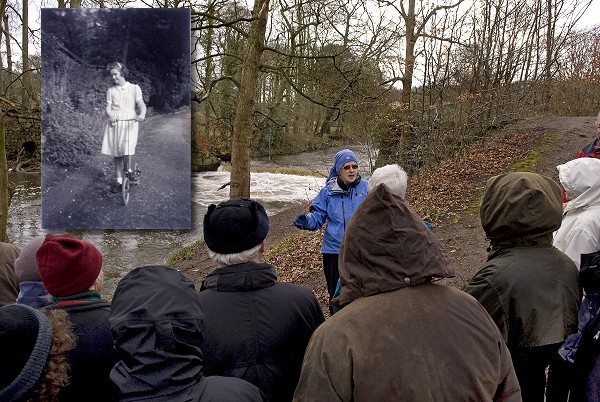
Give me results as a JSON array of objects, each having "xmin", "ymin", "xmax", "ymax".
[
  {"xmin": 202, "ymin": 262, "xmax": 277, "ymax": 291},
  {"xmin": 329, "ymin": 175, "xmax": 362, "ymax": 193}
]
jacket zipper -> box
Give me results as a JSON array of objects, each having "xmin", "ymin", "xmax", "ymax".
[{"xmin": 342, "ymin": 199, "xmax": 346, "ymax": 231}]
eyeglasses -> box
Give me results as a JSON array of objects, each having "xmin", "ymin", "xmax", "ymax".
[{"xmin": 342, "ymin": 164, "xmax": 359, "ymax": 171}]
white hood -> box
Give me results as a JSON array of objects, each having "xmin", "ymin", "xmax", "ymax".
[{"xmin": 559, "ymin": 158, "xmax": 600, "ymax": 213}]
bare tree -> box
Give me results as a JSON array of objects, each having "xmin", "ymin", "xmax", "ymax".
[
  {"xmin": 229, "ymin": 0, "xmax": 270, "ymax": 198},
  {"xmin": 374, "ymin": 0, "xmax": 465, "ymax": 166}
]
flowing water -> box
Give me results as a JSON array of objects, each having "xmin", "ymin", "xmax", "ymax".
[{"xmin": 8, "ymin": 145, "xmax": 374, "ymax": 296}]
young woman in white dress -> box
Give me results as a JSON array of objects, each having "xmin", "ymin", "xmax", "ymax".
[{"xmin": 101, "ymin": 62, "xmax": 146, "ymax": 192}]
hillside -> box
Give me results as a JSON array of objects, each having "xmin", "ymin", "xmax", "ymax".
[{"xmin": 172, "ymin": 115, "xmax": 597, "ymax": 315}]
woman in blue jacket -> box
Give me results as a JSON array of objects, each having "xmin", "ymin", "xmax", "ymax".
[{"xmin": 293, "ymin": 149, "xmax": 368, "ymax": 304}]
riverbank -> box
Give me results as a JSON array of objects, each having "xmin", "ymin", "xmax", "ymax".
[{"xmin": 172, "ymin": 115, "xmax": 596, "ymax": 314}]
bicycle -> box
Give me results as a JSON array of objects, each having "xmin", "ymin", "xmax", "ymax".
[{"xmin": 113, "ymin": 118, "xmax": 141, "ymax": 205}]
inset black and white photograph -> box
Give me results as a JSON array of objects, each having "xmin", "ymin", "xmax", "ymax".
[{"xmin": 41, "ymin": 8, "xmax": 190, "ymax": 229}]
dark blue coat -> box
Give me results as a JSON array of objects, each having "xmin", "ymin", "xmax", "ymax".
[{"xmin": 47, "ymin": 298, "xmax": 119, "ymax": 402}]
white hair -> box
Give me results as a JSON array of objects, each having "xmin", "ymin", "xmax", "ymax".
[
  {"xmin": 207, "ymin": 243, "xmax": 262, "ymax": 267},
  {"xmin": 368, "ymin": 164, "xmax": 408, "ymax": 197}
]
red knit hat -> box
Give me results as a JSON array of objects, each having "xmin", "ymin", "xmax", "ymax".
[{"xmin": 36, "ymin": 234, "xmax": 103, "ymax": 297}]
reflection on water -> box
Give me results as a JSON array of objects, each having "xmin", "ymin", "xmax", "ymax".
[{"xmin": 8, "ymin": 170, "xmax": 322, "ymax": 297}]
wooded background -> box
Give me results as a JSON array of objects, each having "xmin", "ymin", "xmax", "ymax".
[
  {"xmin": 189, "ymin": 0, "xmax": 599, "ymax": 196},
  {"xmin": 0, "ymin": 0, "xmax": 598, "ymax": 239}
]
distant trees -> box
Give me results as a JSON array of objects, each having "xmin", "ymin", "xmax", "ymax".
[
  {"xmin": 0, "ymin": 0, "xmax": 596, "ymax": 224},
  {"xmin": 0, "ymin": 0, "xmax": 45, "ymax": 241}
]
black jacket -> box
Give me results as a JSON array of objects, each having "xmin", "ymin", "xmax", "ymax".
[
  {"xmin": 47, "ymin": 299, "xmax": 119, "ymax": 402},
  {"xmin": 109, "ymin": 265, "xmax": 267, "ymax": 402},
  {"xmin": 199, "ymin": 262, "xmax": 325, "ymax": 402}
]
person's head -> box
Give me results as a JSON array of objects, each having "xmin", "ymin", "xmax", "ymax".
[
  {"xmin": 332, "ymin": 184, "xmax": 454, "ymax": 309},
  {"xmin": 14, "ymin": 236, "xmax": 51, "ymax": 308},
  {"xmin": 15, "ymin": 236, "xmax": 45, "ymax": 283},
  {"xmin": 106, "ymin": 61, "xmax": 127, "ymax": 86},
  {"xmin": 329, "ymin": 149, "xmax": 359, "ymax": 183},
  {"xmin": 36, "ymin": 234, "xmax": 103, "ymax": 298},
  {"xmin": 0, "ymin": 304, "xmax": 74, "ymax": 402},
  {"xmin": 368, "ymin": 164, "xmax": 408, "ymax": 197},
  {"xmin": 109, "ymin": 265, "xmax": 205, "ymax": 398},
  {"xmin": 203, "ymin": 198, "xmax": 269, "ymax": 267},
  {"xmin": 480, "ymin": 172, "xmax": 563, "ymax": 246},
  {"xmin": 557, "ymin": 157, "xmax": 600, "ymax": 205}
]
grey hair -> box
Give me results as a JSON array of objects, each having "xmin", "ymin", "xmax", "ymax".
[
  {"xmin": 368, "ymin": 164, "xmax": 408, "ymax": 197},
  {"xmin": 208, "ymin": 243, "xmax": 262, "ymax": 267}
]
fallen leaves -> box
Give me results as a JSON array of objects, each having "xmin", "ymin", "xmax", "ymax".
[{"xmin": 407, "ymin": 130, "xmax": 546, "ymax": 224}]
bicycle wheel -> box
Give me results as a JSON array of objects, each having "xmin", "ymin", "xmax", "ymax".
[{"xmin": 122, "ymin": 177, "xmax": 130, "ymax": 205}]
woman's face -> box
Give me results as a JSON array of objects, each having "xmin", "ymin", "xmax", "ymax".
[
  {"xmin": 339, "ymin": 161, "xmax": 359, "ymax": 183},
  {"xmin": 109, "ymin": 68, "xmax": 125, "ymax": 86}
]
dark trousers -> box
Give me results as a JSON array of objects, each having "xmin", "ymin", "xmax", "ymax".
[
  {"xmin": 322, "ymin": 254, "xmax": 339, "ymax": 301},
  {"xmin": 512, "ymin": 343, "xmax": 564, "ymax": 402}
]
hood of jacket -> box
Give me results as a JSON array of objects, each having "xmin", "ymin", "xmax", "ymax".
[
  {"xmin": 480, "ymin": 172, "xmax": 563, "ymax": 245},
  {"xmin": 16, "ymin": 281, "xmax": 51, "ymax": 308},
  {"xmin": 109, "ymin": 266, "xmax": 205, "ymax": 401},
  {"xmin": 332, "ymin": 184, "xmax": 454, "ymax": 308},
  {"xmin": 559, "ymin": 157, "xmax": 600, "ymax": 213}
]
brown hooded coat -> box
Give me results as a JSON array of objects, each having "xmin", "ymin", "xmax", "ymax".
[
  {"xmin": 293, "ymin": 185, "xmax": 521, "ymax": 402},
  {"xmin": 0, "ymin": 242, "xmax": 20, "ymax": 307}
]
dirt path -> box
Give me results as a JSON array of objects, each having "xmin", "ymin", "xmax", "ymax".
[
  {"xmin": 434, "ymin": 116, "xmax": 594, "ymax": 289},
  {"xmin": 174, "ymin": 115, "xmax": 597, "ymax": 314},
  {"xmin": 41, "ymin": 109, "xmax": 191, "ymax": 229}
]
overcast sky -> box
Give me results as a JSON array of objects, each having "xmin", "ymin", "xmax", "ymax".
[{"xmin": 27, "ymin": 0, "xmax": 600, "ymax": 60}]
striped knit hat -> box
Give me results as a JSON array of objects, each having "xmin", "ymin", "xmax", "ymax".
[{"xmin": 0, "ymin": 304, "xmax": 52, "ymax": 401}]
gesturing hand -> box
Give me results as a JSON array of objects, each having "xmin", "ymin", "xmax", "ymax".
[{"xmin": 293, "ymin": 214, "xmax": 309, "ymax": 229}]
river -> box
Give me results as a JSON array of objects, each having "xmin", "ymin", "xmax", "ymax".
[{"xmin": 8, "ymin": 145, "xmax": 374, "ymax": 295}]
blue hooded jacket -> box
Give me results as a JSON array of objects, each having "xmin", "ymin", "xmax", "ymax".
[{"xmin": 304, "ymin": 176, "xmax": 368, "ymax": 254}]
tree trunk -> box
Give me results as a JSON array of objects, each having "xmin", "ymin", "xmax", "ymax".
[
  {"xmin": 0, "ymin": 112, "xmax": 9, "ymax": 242},
  {"xmin": 229, "ymin": 0, "xmax": 270, "ymax": 198},
  {"xmin": 0, "ymin": 0, "xmax": 6, "ymax": 89},
  {"xmin": 544, "ymin": 0, "xmax": 554, "ymax": 110},
  {"xmin": 70, "ymin": 0, "xmax": 82, "ymax": 7},
  {"xmin": 21, "ymin": 0, "xmax": 29, "ymax": 105},
  {"xmin": 375, "ymin": 0, "xmax": 417, "ymax": 167},
  {"xmin": 3, "ymin": 12, "xmax": 10, "ymax": 73}
]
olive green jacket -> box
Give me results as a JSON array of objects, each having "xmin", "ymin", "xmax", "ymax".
[
  {"xmin": 466, "ymin": 245, "xmax": 580, "ymax": 348},
  {"xmin": 466, "ymin": 172, "xmax": 580, "ymax": 349}
]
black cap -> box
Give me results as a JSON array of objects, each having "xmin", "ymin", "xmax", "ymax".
[{"xmin": 203, "ymin": 198, "xmax": 269, "ymax": 254}]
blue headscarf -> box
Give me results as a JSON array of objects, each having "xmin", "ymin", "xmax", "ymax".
[{"xmin": 327, "ymin": 149, "xmax": 358, "ymax": 181}]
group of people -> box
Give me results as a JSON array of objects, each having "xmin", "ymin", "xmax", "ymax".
[
  {"xmin": 1, "ymin": 125, "xmax": 600, "ymax": 401},
  {"xmin": 292, "ymin": 144, "xmax": 599, "ymax": 400},
  {"xmin": 0, "ymin": 200, "xmax": 324, "ymax": 402}
]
